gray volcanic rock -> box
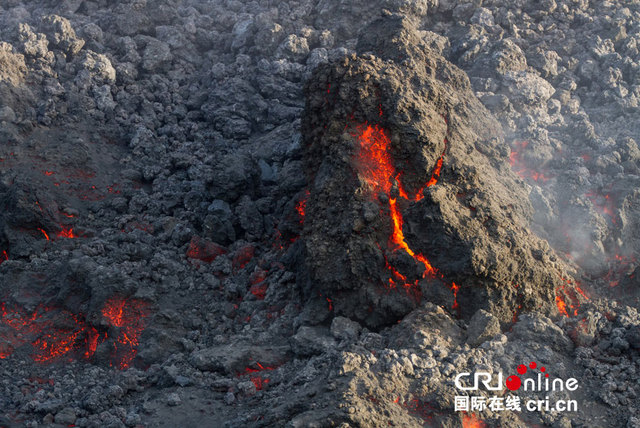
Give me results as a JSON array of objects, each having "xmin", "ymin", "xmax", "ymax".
[
  {"xmin": 301, "ymin": 15, "xmax": 574, "ymax": 327},
  {"xmin": 0, "ymin": 1, "xmax": 639, "ymax": 427}
]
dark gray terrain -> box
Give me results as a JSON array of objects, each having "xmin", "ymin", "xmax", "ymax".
[{"xmin": 0, "ymin": 0, "xmax": 639, "ymax": 427}]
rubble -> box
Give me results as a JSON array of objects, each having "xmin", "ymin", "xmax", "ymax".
[{"xmin": 0, "ymin": 0, "xmax": 638, "ymax": 427}]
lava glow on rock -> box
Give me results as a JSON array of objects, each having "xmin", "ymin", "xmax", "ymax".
[
  {"xmin": 509, "ymin": 140, "xmax": 551, "ymax": 183},
  {"xmin": 57, "ymin": 225, "xmax": 78, "ymax": 239},
  {"xmin": 462, "ymin": 413, "xmax": 486, "ymax": 428},
  {"xmin": 296, "ymin": 189, "xmax": 310, "ymax": 225},
  {"xmin": 556, "ymin": 278, "xmax": 588, "ymax": 317},
  {"xmin": 0, "ymin": 303, "xmax": 98, "ymax": 363},
  {"xmin": 0, "ymin": 297, "xmax": 149, "ymax": 369},
  {"xmin": 237, "ymin": 362, "xmax": 277, "ymax": 391},
  {"xmin": 352, "ymin": 120, "xmax": 457, "ymax": 307},
  {"xmin": 101, "ymin": 296, "xmax": 150, "ymax": 369}
]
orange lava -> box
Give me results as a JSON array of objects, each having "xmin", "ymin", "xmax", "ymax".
[
  {"xmin": 462, "ymin": 413, "xmax": 486, "ymax": 428},
  {"xmin": 0, "ymin": 303, "xmax": 103, "ymax": 363},
  {"xmin": 556, "ymin": 294, "xmax": 569, "ymax": 317},
  {"xmin": 238, "ymin": 362, "xmax": 277, "ymax": 391},
  {"xmin": 353, "ymin": 120, "xmax": 458, "ymax": 307},
  {"xmin": 38, "ymin": 228, "xmax": 50, "ymax": 240},
  {"xmin": 389, "ymin": 198, "xmax": 436, "ymax": 278},
  {"xmin": 556, "ymin": 279, "xmax": 586, "ymax": 317},
  {"xmin": 451, "ymin": 282, "xmax": 460, "ymax": 310},
  {"xmin": 57, "ymin": 225, "xmax": 78, "ymax": 238},
  {"xmin": 102, "ymin": 296, "xmax": 149, "ymax": 369},
  {"xmin": 353, "ymin": 124, "xmax": 396, "ymax": 195},
  {"xmin": 296, "ymin": 189, "xmax": 310, "ymax": 224}
]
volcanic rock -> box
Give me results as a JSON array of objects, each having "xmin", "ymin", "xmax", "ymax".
[
  {"xmin": 301, "ymin": 15, "xmax": 571, "ymax": 327},
  {"xmin": 466, "ymin": 309, "xmax": 501, "ymax": 346}
]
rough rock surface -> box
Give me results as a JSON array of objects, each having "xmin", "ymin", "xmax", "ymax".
[
  {"xmin": 0, "ymin": 1, "xmax": 638, "ymax": 427},
  {"xmin": 302, "ymin": 16, "xmax": 572, "ymax": 327}
]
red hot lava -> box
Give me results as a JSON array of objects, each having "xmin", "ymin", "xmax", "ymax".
[
  {"xmin": 237, "ymin": 362, "xmax": 277, "ymax": 391},
  {"xmin": 462, "ymin": 413, "xmax": 487, "ymax": 428},
  {"xmin": 0, "ymin": 250, "xmax": 7, "ymax": 265},
  {"xmin": 232, "ymin": 244, "xmax": 255, "ymax": 270},
  {"xmin": 101, "ymin": 296, "xmax": 150, "ymax": 369},
  {"xmin": 57, "ymin": 225, "xmax": 78, "ymax": 238},
  {"xmin": 0, "ymin": 303, "xmax": 99, "ymax": 363},
  {"xmin": 555, "ymin": 278, "xmax": 588, "ymax": 317},
  {"xmin": 351, "ymin": 120, "xmax": 458, "ymax": 308},
  {"xmin": 296, "ymin": 189, "xmax": 310, "ymax": 225},
  {"xmin": 0, "ymin": 297, "xmax": 149, "ymax": 369},
  {"xmin": 249, "ymin": 269, "xmax": 269, "ymax": 300}
]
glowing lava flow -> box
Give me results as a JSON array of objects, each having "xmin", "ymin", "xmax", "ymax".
[
  {"xmin": 101, "ymin": 296, "xmax": 149, "ymax": 369},
  {"xmin": 296, "ymin": 189, "xmax": 310, "ymax": 225},
  {"xmin": 237, "ymin": 362, "xmax": 278, "ymax": 391},
  {"xmin": 0, "ymin": 297, "xmax": 149, "ymax": 368},
  {"xmin": 352, "ymin": 120, "xmax": 456, "ymax": 306},
  {"xmin": 462, "ymin": 413, "xmax": 487, "ymax": 428},
  {"xmin": 556, "ymin": 293, "xmax": 569, "ymax": 317},
  {"xmin": 57, "ymin": 225, "xmax": 78, "ymax": 238},
  {"xmin": 0, "ymin": 303, "xmax": 100, "ymax": 363},
  {"xmin": 556, "ymin": 277, "xmax": 588, "ymax": 317},
  {"xmin": 388, "ymin": 198, "xmax": 436, "ymax": 278}
]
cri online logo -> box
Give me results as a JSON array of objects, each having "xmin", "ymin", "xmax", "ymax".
[{"xmin": 455, "ymin": 361, "xmax": 579, "ymax": 392}]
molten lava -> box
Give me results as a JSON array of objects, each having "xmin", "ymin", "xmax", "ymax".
[
  {"xmin": 352, "ymin": 120, "xmax": 458, "ymax": 306},
  {"xmin": 556, "ymin": 293, "xmax": 569, "ymax": 317},
  {"xmin": 0, "ymin": 297, "xmax": 149, "ymax": 367},
  {"xmin": 237, "ymin": 362, "xmax": 277, "ymax": 391},
  {"xmin": 462, "ymin": 413, "xmax": 486, "ymax": 428},
  {"xmin": 555, "ymin": 280, "xmax": 586, "ymax": 317},
  {"xmin": 296, "ymin": 189, "xmax": 310, "ymax": 224},
  {"xmin": 0, "ymin": 303, "xmax": 102, "ymax": 363},
  {"xmin": 388, "ymin": 198, "xmax": 437, "ymax": 278},
  {"xmin": 0, "ymin": 250, "xmax": 7, "ymax": 265},
  {"xmin": 57, "ymin": 225, "xmax": 78, "ymax": 238},
  {"xmin": 353, "ymin": 124, "xmax": 397, "ymax": 195},
  {"xmin": 101, "ymin": 296, "xmax": 150, "ymax": 369},
  {"xmin": 38, "ymin": 228, "xmax": 50, "ymax": 240}
]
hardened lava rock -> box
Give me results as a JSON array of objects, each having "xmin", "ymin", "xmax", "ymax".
[{"xmin": 301, "ymin": 15, "xmax": 574, "ymax": 327}]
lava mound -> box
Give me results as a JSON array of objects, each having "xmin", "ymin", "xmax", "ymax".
[{"xmin": 301, "ymin": 15, "xmax": 574, "ymax": 327}]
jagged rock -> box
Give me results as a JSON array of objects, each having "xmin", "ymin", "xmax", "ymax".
[
  {"xmin": 466, "ymin": 309, "xmax": 501, "ymax": 346},
  {"xmin": 301, "ymin": 15, "xmax": 571, "ymax": 327},
  {"xmin": 41, "ymin": 15, "xmax": 85, "ymax": 57},
  {"xmin": 0, "ymin": 42, "xmax": 27, "ymax": 85},
  {"xmin": 330, "ymin": 316, "xmax": 362, "ymax": 341},
  {"xmin": 291, "ymin": 326, "xmax": 337, "ymax": 356}
]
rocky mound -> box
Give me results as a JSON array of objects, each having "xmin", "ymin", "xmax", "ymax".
[{"xmin": 301, "ymin": 15, "xmax": 577, "ymax": 327}]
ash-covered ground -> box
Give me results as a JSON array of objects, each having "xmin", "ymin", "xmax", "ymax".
[{"xmin": 0, "ymin": 0, "xmax": 639, "ymax": 427}]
